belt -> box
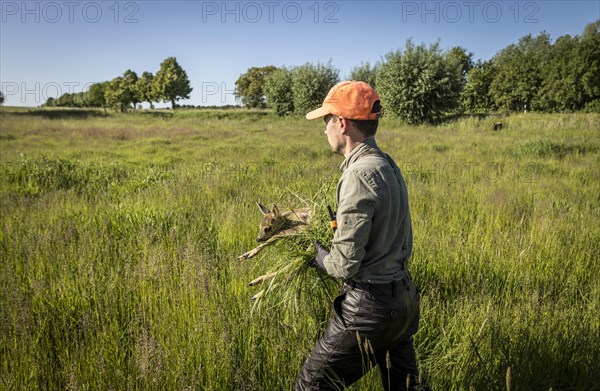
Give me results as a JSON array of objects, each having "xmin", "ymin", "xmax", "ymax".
[{"xmin": 344, "ymin": 275, "xmax": 413, "ymax": 297}]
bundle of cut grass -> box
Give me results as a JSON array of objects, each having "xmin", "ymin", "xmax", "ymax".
[{"xmin": 241, "ymin": 187, "xmax": 341, "ymax": 312}]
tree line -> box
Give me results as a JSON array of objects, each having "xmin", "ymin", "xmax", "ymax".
[
  {"xmin": 43, "ymin": 57, "xmax": 192, "ymax": 111},
  {"xmin": 15, "ymin": 20, "xmax": 597, "ymax": 122},
  {"xmin": 235, "ymin": 20, "xmax": 599, "ymax": 124}
]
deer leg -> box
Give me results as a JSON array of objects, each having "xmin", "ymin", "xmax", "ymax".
[
  {"xmin": 238, "ymin": 237, "xmax": 278, "ymax": 260},
  {"xmin": 248, "ymin": 271, "xmax": 278, "ymax": 286}
]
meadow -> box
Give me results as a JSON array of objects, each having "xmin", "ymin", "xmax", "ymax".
[{"xmin": 0, "ymin": 107, "xmax": 598, "ymax": 390}]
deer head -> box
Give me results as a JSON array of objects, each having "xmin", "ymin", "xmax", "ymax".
[{"xmin": 256, "ymin": 202, "xmax": 287, "ymax": 242}]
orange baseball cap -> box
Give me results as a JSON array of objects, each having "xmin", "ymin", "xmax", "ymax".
[{"xmin": 305, "ymin": 80, "xmax": 382, "ymax": 120}]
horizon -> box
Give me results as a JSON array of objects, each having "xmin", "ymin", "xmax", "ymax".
[{"xmin": 1, "ymin": 0, "xmax": 599, "ymax": 108}]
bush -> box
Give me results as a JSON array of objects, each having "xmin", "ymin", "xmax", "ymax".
[
  {"xmin": 264, "ymin": 62, "xmax": 339, "ymax": 117},
  {"xmin": 583, "ymin": 99, "xmax": 600, "ymax": 113},
  {"xmin": 377, "ymin": 40, "xmax": 463, "ymax": 124},
  {"xmin": 291, "ymin": 62, "xmax": 339, "ymax": 116},
  {"xmin": 264, "ymin": 67, "xmax": 295, "ymax": 116}
]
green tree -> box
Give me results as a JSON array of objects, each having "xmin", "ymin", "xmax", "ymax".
[
  {"xmin": 55, "ymin": 93, "xmax": 75, "ymax": 107},
  {"xmin": 153, "ymin": 57, "xmax": 193, "ymax": 109},
  {"xmin": 535, "ymin": 34, "xmax": 584, "ymax": 111},
  {"xmin": 235, "ymin": 66, "xmax": 278, "ymax": 109},
  {"xmin": 264, "ymin": 67, "xmax": 294, "ymax": 116},
  {"xmin": 136, "ymin": 72, "xmax": 156, "ymax": 109},
  {"xmin": 349, "ymin": 62, "xmax": 378, "ymax": 89},
  {"xmin": 445, "ymin": 46, "xmax": 473, "ymax": 114},
  {"xmin": 105, "ymin": 77, "xmax": 130, "ymax": 112},
  {"xmin": 0, "ymin": 91, "xmax": 4, "ymax": 105},
  {"xmin": 377, "ymin": 40, "xmax": 463, "ymax": 124},
  {"xmin": 462, "ymin": 60, "xmax": 496, "ymax": 113},
  {"xmin": 489, "ymin": 32, "xmax": 552, "ymax": 112},
  {"xmin": 72, "ymin": 92, "xmax": 86, "ymax": 107},
  {"xmin": 447, "ymin": 46, "xmax": 474, "ymax": 82},
  {"xmin": 540, "ymin": 20, "xmax": 599, "ymax": 112},
  {"xmin": 579, "ymin": 20, "xmax": 600, "ymax": 111},
  {"xmin": 122, "ymin": 69, "xmax": 139, "ymax": 110},
  {"xmin": 291, "ymin": 61, "xmax": 339, "ymax": 116},
  {"xmin": 86, "ymin": 81, "xmax": 109, "ymax": 113}
]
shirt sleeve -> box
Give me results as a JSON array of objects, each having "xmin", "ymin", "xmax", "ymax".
[{"xmin": 323, "ymin": 169, "xmax": 376, "ymax": 280}]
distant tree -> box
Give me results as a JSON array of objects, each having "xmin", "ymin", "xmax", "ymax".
[
  {"xmin": 489, "ymin": 32, "xmax": 552, "ymax": 112},
  {"xmin": 136, "ymin": 71, "xmax": 156, "ymax": 109},
  {"xmin": 44, "ymin": 97, "xmax": 55, "ymax": 107},
  {"xmin": 87, "ymin": 81, "xmax": 109, "ymax": 113},
  {"xmin": 42, "ymin": 92, "xmax": 86, "ymax": 107},
  {"xmin": 447, "ymin": 46, "xmax": 474, "ymax": 81},
  {"xmin": 445, "ymin": 46, "xmax": 473, "ymax": 114},
  {"xmin": 72, "ymin": 92, "xmax": 86, "ymax": 107},
  {"xmin": 235, "ymin": 66, "xmax": 278, "ymax": 109},
  {"xmin": 462, "ymin": 20, "xmax": 599, "ymax": 113},
  {"xmin": 348, "ymin": 62, "xmax": 378, "ymax": 89},
  {"xmin": 579, "ymin": 20, "xmax": 600, "ymax": 110},
  {"xmin": 535, "ymin": 34, "xmax": 584, "ymax": 111},
  {"xmin": 153, "ymin": 57, "xmax": 193, "ymax": 109},
  {"xmin": 122, "ymin": 69, "xmax": 139, "ymax": 109},
  {"xmin": 291, "ymin": 61, "xmax": 339, "ymax": 116},
  {"xmin": 55, "ymin": 93, "xmax": 75, "ymax": 107},
  {"xmin": 377, "ymin": 39, "xmax": 463, "ymax": 124},
  {"xmin": 264, "ymin": 67, "xmax": 294, "ymax": 116},
  {"xmin": 105, "ymin": 77, "xmax": 130, "ymax": 112},
  {"xmin": 537, "ymin": 20, "xmax": 599, "ymax": 112},
  {"xmin": 0, "ymin": 91, "xmax": 4, "ymax": 105},
  {"xmin": 462, "ymin": 60, "xmax": 496, "ymax": 113}
]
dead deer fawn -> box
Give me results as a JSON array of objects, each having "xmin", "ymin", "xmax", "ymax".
[{"xmin": 238, "ymin": 202, "xmax": 311, "ymax": 261}]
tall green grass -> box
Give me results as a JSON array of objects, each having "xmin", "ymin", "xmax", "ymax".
[{"xmin": 1, "ymin": 107, "xmax": 599, "ymax": 390}]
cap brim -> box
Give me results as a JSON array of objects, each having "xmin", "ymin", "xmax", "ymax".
[{"xmin": 305, "ymin": 106, "xmax": 331, "ymax": 120}]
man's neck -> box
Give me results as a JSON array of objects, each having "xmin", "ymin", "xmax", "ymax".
[{"xmin": 342, "ymin": 136, "xmax": 374, "ymax": 158}]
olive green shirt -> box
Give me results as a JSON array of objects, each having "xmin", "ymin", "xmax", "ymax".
[{"xmin": 323, "ymin": 138, "xmax": 413, "ymax": 284}]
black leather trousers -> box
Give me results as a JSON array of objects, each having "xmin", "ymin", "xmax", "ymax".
[{"xmin": 296, "ymin": 275, "xmax": 423, "ymax": 391}]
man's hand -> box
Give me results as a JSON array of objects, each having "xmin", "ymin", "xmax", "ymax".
[{"xmin": 310, "ymin": 241, "xmax": 329, "ymax": 272}]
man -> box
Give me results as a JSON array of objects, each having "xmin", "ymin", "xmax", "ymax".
[{"xmin": 296, "ymin": 81, "xmax": 429, "ymax": 391}]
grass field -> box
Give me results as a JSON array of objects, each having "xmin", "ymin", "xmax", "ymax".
[{"xmin": 0, "ymin": 107, "xmax": 598, "ymax": 390}]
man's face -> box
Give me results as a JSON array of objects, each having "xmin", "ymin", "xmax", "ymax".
[{"xmin": 323, "ymin": 114, "xmax": 343, "ymax": 155}]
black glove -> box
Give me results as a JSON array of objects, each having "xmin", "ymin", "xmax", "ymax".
[{"xmin": 310, "ymin": 241, "xmax": 329, "ymax": 272}]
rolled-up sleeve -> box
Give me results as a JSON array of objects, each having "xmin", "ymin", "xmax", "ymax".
[{"xmin": 323, "ymin": 169, "xmax": 376, "ymax": 279}]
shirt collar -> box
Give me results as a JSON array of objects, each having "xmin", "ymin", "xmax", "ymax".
[{"xmin": 340, "ymin": 138, "xmax": 379, "ymax": 171}]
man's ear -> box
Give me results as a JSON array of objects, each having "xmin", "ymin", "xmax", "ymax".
[{"xmin": 338, "ymin": 117, "xmax": 350, "ymax": 134}]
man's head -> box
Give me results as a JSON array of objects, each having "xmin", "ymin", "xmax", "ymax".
[
  {"xmin": 307, "ymin": 81, "xmax": 382, "ymax": 155},
  {"xmin": 306, "ymin": 81, "xmax": 382, "ymax": 138}
]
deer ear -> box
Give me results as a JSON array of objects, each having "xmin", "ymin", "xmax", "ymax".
[
  {"xmin": 257, "ymin": 202, "xmax": 270, "ymax": 215},
  {"xmin": 272, "ymin": 204, "xmax": 280, "ymax": 216}
]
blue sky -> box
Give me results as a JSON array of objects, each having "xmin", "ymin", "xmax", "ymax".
[{"xmin": 1, "ymin": 0, "xmax": 598, "ymax": 107}]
